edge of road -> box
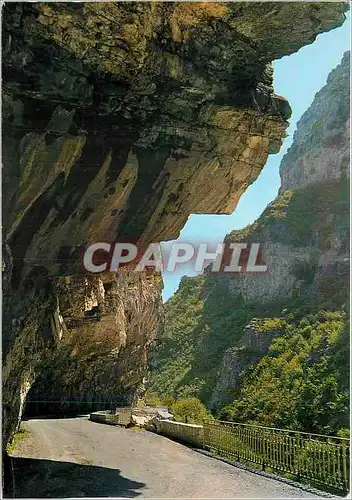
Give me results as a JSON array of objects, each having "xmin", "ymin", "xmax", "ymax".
[
  {"xmin": 152, "ymin": 431, "xmax": 336, "ymax": 499},
  {"xmin": 193, "ymin": 448, "xmax": 335, "ymax": 499}
]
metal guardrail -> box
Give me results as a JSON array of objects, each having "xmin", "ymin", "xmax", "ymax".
[{"xmin": 203, "ymin": 421, "xmax": 350, "ymax": 493}]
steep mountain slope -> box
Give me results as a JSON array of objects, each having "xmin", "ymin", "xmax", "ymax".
[
  {"xmin": 225, "ymin": 51, "xmax": 350, "ymax": 305},
  {"xmin": 148, "ymin": 52, "xmax": 350, "ymax": 435},
  {"xmin": 218, "ymin": 309, "xmax": 349, "ymax": 434}
]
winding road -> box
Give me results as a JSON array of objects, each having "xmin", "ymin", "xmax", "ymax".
[{"xmin": 9, "ymin": 417, "xmax": 323, "ymax": 498}]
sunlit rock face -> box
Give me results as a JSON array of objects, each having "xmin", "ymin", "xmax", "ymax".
[
  {"xmin": 25, "ymin": 271, "xmax": 163, "ymax": 416},
  {"xmin": 280, "ymin": 51, "xmax": 350, "ymax": 191},
  {"xmin": 2, "ymin": 2, "xmax": 348, "ymax": 448}
]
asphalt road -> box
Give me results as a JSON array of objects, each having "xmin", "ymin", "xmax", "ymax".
[{"xmin": 8, "ymin": 417, "xmax": 323, "ymax": 498}]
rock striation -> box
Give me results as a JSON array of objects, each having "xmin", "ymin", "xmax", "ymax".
[
  {"xmin": 3, "ymin": 2, "xmax": 347, "ymax": 280},
  {"xmin": 2, "ymin": 2, "xmax": 348, "ymax": 448}
]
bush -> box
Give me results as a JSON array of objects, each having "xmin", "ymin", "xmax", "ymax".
[
  {"xmin": 6, "ymin": 424, "xmax": 30, "ymax": 455},
  {"xmin": 171, "ymin": 398, "xmax": 213, "ymax": 424}
]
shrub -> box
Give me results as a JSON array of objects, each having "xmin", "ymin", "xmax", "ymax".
[{"xmin": 171, "ymin": 397, "xmax": 213, "ymax": 424}]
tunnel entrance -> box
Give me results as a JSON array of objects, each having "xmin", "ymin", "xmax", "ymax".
[{"xmin": 23, "ymin": 381, "xmax": 127, "ymax": 420}]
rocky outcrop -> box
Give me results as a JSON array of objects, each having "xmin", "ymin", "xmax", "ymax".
[
  {"xmin": 225, "ymin": 51, "xmax": 350, "ymax": 306},
  {"xmin": 24, "ymin": 271, "xmax": 163, "ymax": 416},
  {"xmin": 2, "ymin": 2, "xmax": 348, "ymax": 448},
  {"xmin": 210, "ymin": 318, "xmax": 285, "ymax": 408},
  {"xmin": 3, "ymin": 270, "xmax": 162, "ymax": 445}
]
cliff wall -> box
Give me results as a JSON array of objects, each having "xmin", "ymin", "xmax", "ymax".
[
  {"xmin": 3, "ymin": 2, "xmax": 347, "ymax": 279},
  {"xmin": 213, "ymin": 51, "xmax": 350, "ymax": 411},
  {"xmin": 2, "ymin": 2, "xmax": 348, "ymax": 447},
  {"xmin": 25, "ymin": 271, "xmax": 163, "ymax": 416}
]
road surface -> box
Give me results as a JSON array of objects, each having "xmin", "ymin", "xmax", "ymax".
[{"xmin": 8, "ymin": 417, "xmax": 323, "ymax": 498}]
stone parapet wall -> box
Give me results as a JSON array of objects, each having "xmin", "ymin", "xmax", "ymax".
[
  {"xmin": 156, "ymin": 420, "xmax": 204, "ymax": 448},
  {"xmin": 89, "ymin": 411, "xmax": 120, "ymax": 426}
]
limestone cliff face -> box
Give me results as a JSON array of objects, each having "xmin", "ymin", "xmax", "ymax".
[
  {"xmin": 225, "ymin": 51, "xmax": 350, "ymax": 305},
  {"xmin": 2, "ymin": 2, "xmax": 348, "ymax": 448},
  {"xmin": 280, "ymin": 51, "xmax": 350, "ymax": 191},
  {"xmin": 3, "ymin": 2, "xmax": 347, "ymax": 280}
]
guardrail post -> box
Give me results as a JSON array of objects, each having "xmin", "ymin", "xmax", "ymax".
[
  {"xmin": 296, "ymin": 434, "xmax": 301, "ymax": 481},
  {"xmin": 218, "ymin": 424, "xmax": 221, "ymax": 456},
  {"xmin": 342, "ymin": 441, "xmax": 348, "ymax": 493},
  {"xmin": 262, "ymin": 434, "xmax": 266, "ymax": 471}
]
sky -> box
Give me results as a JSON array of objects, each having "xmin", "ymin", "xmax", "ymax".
[{"xmin": 162, "ymin": 12, "xmax": 351, "ymax": 302}]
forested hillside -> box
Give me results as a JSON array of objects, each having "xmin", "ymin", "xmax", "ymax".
[{"xmin": 147, "ymin": 52, "xmax": 350, "ymax": 436}]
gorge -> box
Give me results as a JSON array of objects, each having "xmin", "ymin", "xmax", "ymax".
[{"xmin": 148, "ymin": 50, "xmax": 350, "ymax": 435}]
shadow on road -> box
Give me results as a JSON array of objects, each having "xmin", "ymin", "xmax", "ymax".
[{"xmin": 4, "ymin": 456, "xmax": 145, "ymax": 498}]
